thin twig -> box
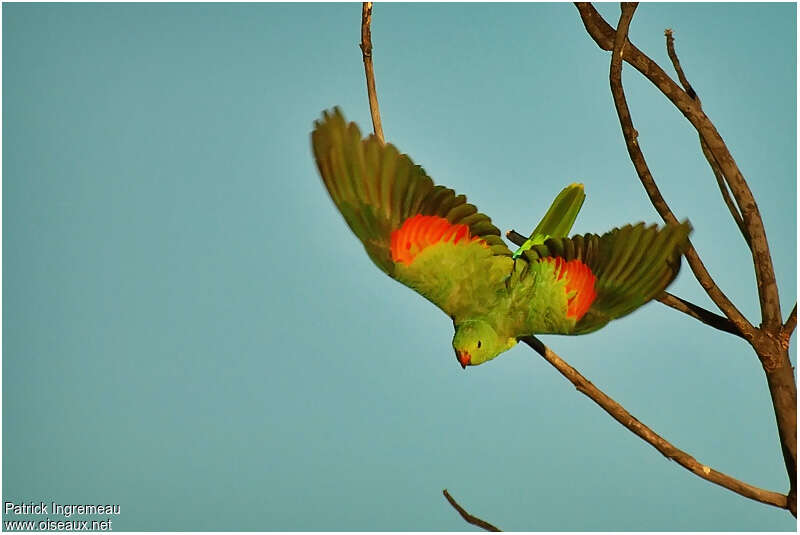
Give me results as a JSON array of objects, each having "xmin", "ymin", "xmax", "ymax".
[
  {"xmin": 519, "ymin": 335, "xmax": 790, "ymax": 511},
  {"xmin": 442, "ymin": 489, "xmax": 502, "ymax": 532},
  {"xmin": 505, "ymin": 230, "xmax": 743, "ymax": 338},
  {"xmin": 782, "ymin": 304, "xmax": 797, "ymax": 348},
  {"xmin": 576, "ymin": 2, "xmax": 782, "ymax": 333},
  {"xmin": 505, "ymin": 229, "xmax": 531, "ymax": 247},
  {"xmin": 702, "ymin": 139, "xmax": 751, "ymax": 247},
  {"xmin": 656, "ymin": 292, "xmax": 744, "ymax": 338},
  {"xmin": 665, "ymin": 29, "xmax": 751, "ymax": 248},
  {"xmin": 664, "ymin": 29, "xmax": 697, "ymax": 100},
  {"xmin": 605, "ymin": 2, "xmax": 755, "ymax": 340},
  {"xmin": 359, "ymin": 2, "xmax": 385, "ymax": 143}
]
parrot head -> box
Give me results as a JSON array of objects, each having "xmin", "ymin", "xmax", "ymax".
[{"xmin": 452, "ymin": 320, "xmax": 516, "ymax": 369}]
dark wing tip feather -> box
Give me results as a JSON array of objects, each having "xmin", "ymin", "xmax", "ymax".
[
  {"xmin": 311, "ymin": 108, "xmax": 513, "ymax": 273},
  {"xmin": 311, "ymin": 107, "xmax": 511, "ymax": 264}
]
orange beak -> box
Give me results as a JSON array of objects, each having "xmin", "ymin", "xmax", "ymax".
[{"xmin": 457, "ymin": 350, "xmax": 471, "ymax": 369}]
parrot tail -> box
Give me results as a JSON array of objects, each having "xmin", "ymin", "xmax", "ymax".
[{"xmin": 512, "ymin": 183, "xmax": 586, "ymax": 259}]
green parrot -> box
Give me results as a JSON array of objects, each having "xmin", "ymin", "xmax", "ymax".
[{"xmin": 312, "ymin": 108, "xmax": 690, "ymax": 369}]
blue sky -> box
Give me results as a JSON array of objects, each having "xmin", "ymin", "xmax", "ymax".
[{"xmin": 3, "ymin": 2, "xmax": 796, "ymax": 531}]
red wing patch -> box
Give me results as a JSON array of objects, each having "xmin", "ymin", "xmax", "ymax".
[
  {"xmin": 390, "ymin": 215, "xmax": 485, "ymax": 265},
  {"xmin": 541, "ymin": 257, "xmax": 597, "ymax": 321}
]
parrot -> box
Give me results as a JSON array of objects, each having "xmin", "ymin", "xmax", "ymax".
[{"xmin": 311, "ymin": 108, "xmax": 690, "ymax": 369}]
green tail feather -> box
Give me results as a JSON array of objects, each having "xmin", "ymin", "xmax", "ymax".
[
  {"xmin": 523, "ymin": 221, "xmax": 691, "ymax": 334},
  {"xmin": 512, "ymin": 183, "xmax": 586, "ymax": 259}
]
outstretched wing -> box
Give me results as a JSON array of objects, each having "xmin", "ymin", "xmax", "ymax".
[
  {"xmin": 511, "ymin": 222, "xmax": 690, "ymax": 335},
  {"xmin": 311, "ymin": 108, "xmax": 513, "ymax": 320}
]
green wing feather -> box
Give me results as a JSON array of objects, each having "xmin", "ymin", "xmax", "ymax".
[
  {"xmin": 519, "ymin": 222, "xmax": 691, "ymax": 334},
  {"xmin": 311, "ymin": 108, "xmax": 512, "ymax": 317}
]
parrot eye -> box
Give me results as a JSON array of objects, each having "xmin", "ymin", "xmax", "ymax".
[{"xmin": 477, "ymin": 341, "xmax": 482, "ymax": 349}]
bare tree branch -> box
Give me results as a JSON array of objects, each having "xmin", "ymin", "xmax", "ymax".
[
  {"xmin": 604, "ymin": 2, "xmax": 755, "ymax": 340},
  {"xmin": 702, "ymin": 140, "xmax": 751, "ymax": 247},
  {"xmin": 519, "ymin": 335, "xmax": 790, "ymax": 511},
  {"xmin": 665, "ymin": 29, "xmax": 751, "ymax": 248},
  {"xmin": 442, "ymin": 489, "xmax": 502, "ymax": 532},
  {"xmin": 656, "ymin": 292, "xmax": 744, "ymax": 338},
  {"xmin": 783, "ymin": 304, "xmax": 797, "ymax": 345},
  {"xmin": 579, "ymin": 1, "xmax": 796, "ymax": 516},
  {"xmin": 360, "ymin": 2, "xmax": 385, "ymax": 143},
  {"xmin": 504, "ymin": 229, "xmax": 530, "ymax": 247},
  {"xmin": 575, "ymin": 2, "xmax": 782, "ymax": 331},
  {"xmin": 505, "ymin": 229, "xmax": 744, "ymax": 338},
  {"xmin": 664, "ymin": 28, "xmax": 697, "ymax": 99},
  {"xmin": 759, "ymin": 346, "xmax": 798, "ymax": 517}
]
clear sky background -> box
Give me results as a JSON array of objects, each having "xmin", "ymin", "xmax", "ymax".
[{"xmin": 3, "ymin": 2, "xmax": 796, "ymax": 531}]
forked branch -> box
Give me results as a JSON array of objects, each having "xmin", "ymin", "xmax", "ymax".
[
  {"xmin": 575, "ymin": 1, "xmax": 782, "ymax": 331},
  {"xmin": 606, "ymin": 2, "xmax": 754, "ymax": 340},
  {"xmin": 593, "ymin": 1, "xmax": 795, "ymax": 514}
]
